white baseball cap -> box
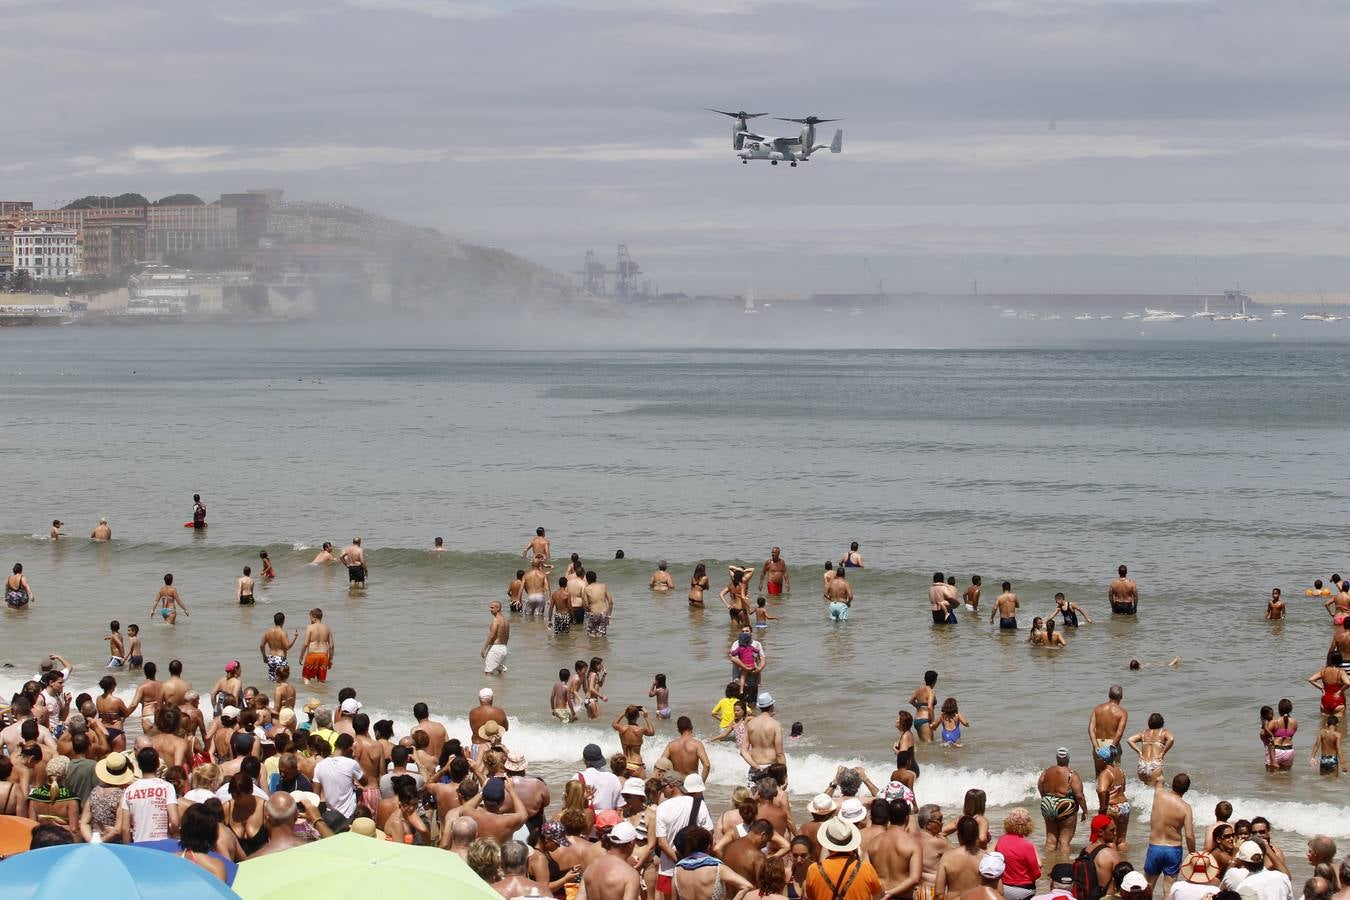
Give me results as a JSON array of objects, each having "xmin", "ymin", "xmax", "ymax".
[
  {"xmin": 610, "ymin": 821, "xmax": 639, "ymax": 844},
  {"xmin": 340, "ymin": 698, "xmax": 361, "ymax": 715},
  {"xmin": 979, "ymin": 852, "xmax": 1006, "ymax": 879},
  {"xmin": 1121, "ymin": 872, "xmax": 1149, "ymax": 891}
]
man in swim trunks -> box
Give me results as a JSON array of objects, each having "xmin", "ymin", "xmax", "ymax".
[
  {"xmin": 192, "ymin": 494, "xmax": 207, "ymax": 529},
  {"xmin": 523, "ymin": 526, "xmax": 550, "ymax": 561},
  {"xmin": 551, "ymin": 669, "xmax": 576, "ymax": 723},
  {"xmin": 963, "ymin": 576, "xmax": 982, "ymax": 613},
  {"xmin": 91, "ymin": 517, "xmax": 112, "ymax": 541},
  {"xmin": 340, "ymin": 537, "xmax": 366, "ymax": 588},
  {"xmin": 301, "ymin": 607, "xmax": 334, "ymax": 685},
  {"xmin": 1143, "ymin": 773, "xmax": 1195, "ymax": 897},
  {"xmin": 521, "ymin": 555, "xmax": 551, "ymax": 618},
  {"xmin": 260, "ymin": 611, "xmax": 299, "ymax": 682},
  {"xmin": 507, "ymin": 570, "xmax": 525, "ymax": 613},
  {"xmin": 1037, "ymin": 748, "xmax": 1088, "ymax": 852},
  {"xmin": 826, "ymin": 567, "xmax": 853, "ymax": 621},
  {"xmin": 1109, "ymin": 565, "xmax": 1139, "ymax": 615},
  {"xmin": 759, "ymin": 547, "xmax": 790, "ymax": 597},
  {"xmin": 481, "ymin": 601, "xmax": 510, "ymax": 675},
  {"xmin": 928, "ymin": 572, "xmax": 956, "ymax": 625},
  {"xmin": 584, "ymin": 570, "xmax": 613, "ymax": 637},
  {"xmin": 237, "ymin": 566, "xmax": 255, "ymax": 605},
  {"xmin": 149, "ymin": 573, "xmax": 188, "ymax": 625},
  {"xmin": 548, "ymin": 577, "xmax": 572, "ymax": 634},
  {"xmin": 1089, "ymin": 685, "xmax": 1129, "ymax": 776},
  {"xmin": 567, "ymin": 568, "xmax": 588, "ymax": 625},
  {"xmin": 990, "ymin": 582, "xmax": 1019, "ymax": 630}
]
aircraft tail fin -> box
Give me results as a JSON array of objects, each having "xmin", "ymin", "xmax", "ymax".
[{"xmin": 830, "ymin": 128, "xmax": 843, "ymax": 153}]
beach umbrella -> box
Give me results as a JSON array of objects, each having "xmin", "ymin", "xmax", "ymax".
[
  {"xmin": 0, "ymin": 842, "xmax": 239, "ymax": 898},
  {"xmin": 233, "ymin": 832, "xmax": 500, "ymax": 899},
  {"xmin": 0, "ymin": 815, "xmax": 38, "ymax": 858}
]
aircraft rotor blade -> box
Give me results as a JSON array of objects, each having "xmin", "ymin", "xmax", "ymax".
[
  {"xmin": 775, "ymin": 116, "xmax": 840, "ymax": 125},
  {"xmin": 707, "ymin": 108, "xmax": 768, "ymax": 119}
]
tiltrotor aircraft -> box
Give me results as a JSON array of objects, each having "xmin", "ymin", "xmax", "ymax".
[{"xmin": 708, "ymin": 108, "xmax": 843, "ymax": 166}]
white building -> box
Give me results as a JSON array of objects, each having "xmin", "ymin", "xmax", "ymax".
[{"xmin": 13, "ymin": 224, "xmax": 79, "ymax": 279}]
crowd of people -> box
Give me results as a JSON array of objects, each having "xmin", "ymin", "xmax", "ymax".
[{"xmin": 4, "ymin": 512, "xmax": 1350, "ymax": 900}]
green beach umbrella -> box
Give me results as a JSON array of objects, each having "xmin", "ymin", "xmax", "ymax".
[{"xmin": 232, "ymin": 833, "xmax": 501, "ymax": 899}]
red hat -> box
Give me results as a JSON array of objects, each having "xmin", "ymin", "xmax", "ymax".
[
  {"xmin": 1090, "ymin": 814, "xmax": 1113, "ymax": 842},
  {"xmin": 594, "ymin": 809, "xmax": 623, "ymax": 829}
]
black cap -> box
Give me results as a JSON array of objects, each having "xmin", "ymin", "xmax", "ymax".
[{"xmin": 1051, "ymin": 864, "xmax": 1075, "ymax": 884}]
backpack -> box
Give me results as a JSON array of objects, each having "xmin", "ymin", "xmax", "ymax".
[{"xmin": 1072, "ymin": 844, "xmax": 1108, "ymax": 900}]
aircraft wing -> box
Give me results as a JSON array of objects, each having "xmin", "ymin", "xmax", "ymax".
[
  {"xmin": 771, "ymin": 137, "xmax": 801, "ymax": 150},
  {"xmin": 739, "ymin": 130, "xmax": 767, "ymax": 142}
]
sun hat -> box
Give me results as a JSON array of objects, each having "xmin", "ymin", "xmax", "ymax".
[
  {"xmin": 1180, "ymin": 851, "xmax": 1220, "ymax": 885},
  {"xmin": 1121, "ymin": 872, "xmax": 1149, "ymax": 891},
  {"xmin": 477, "ymin": 721, "xmax": 505, "ymax": 741},
  {"xmin": 979, "ymin": 852, "xmax": 1006, "ymax": 879},
  {"xmin": 809, "ymin": 794, "xmax": 838, "ymax": 815},
  {"xmin": 621, "ymin": 777, "xmax": 647, "ymax": 797},
  {"xmin": 818, "ymin": 816, "xmax": 861, "ymax": 853},
  {"xmin": 350, "ymin": 817, "xmax": 387, "ymax": 840},
  {"xmin": 610, "ymin": 821, "xmax": 639, "ymax": 844},
  {"xmin": 583, "ymin": 744, "xmax": 605, "ymax": 766},
  {"xmin": 94, "ymin": 751, "xmax": 139, "ymax": 786},
  {"xmin": 756, "ymin": 692, "xmax": 775, "ymax": 709},
  {"xmin": 505, "ymin": 751, "xmax": 528, "ymax": 772},
  {"xmin": 277, "ymin": 707, "xmax": 297, "ymax": 727},
  {"xmin": 303, "ymin": 698, "xmax": 321, "ymax": 713},
  {"xmin": 290, "ymin": 790, "xmax": 321, "ymax": 809},
  {"xmin": 683, "ymin": 773, "xmax": 706, "ymax": 793},
  {"xmin": 839, "ymin": 798, "xmax": 867, "ymax": 823},
  {"xmin": 1235, "ymin": 840, "xmax": 1264, "ymax": 863}
]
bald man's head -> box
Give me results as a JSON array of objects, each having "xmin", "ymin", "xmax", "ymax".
[
  {"xmin": 265, "ymin": 792, "xmax": 297, "ymax": 826},
  {"xmin": 450, "ymin": 816, "xmax": 478, "ymax": 846}
]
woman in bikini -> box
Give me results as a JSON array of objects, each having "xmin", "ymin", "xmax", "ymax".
[
  {"xmin": 27, "ymin": 754, "xmax": 79, "ymax": 835},
  {"xmin": 689, "ymin": 564, "xmax": 710, "ymax": 607},
  {"xmin": 1126, "ymin": 712, "xmax": 1174, "ymax": 786},
  {"xmin": 1308, "ymin": 650, "xmax": 1348, "ymax": 728},
  {"xmin": 893, "ymin": 711, "xmax": 920, "ymax": 786},
  {"xmin": 96, "ymin": 675, "xmax": 130, "ymax": 753},
  {"xmin": 1097, "ymin": 751, "xmax": 1131, "ymax": 851},
  {"xmin": 0, "ymin": 758, "xmax": 21, "ymax": 815},
  {"xmin": 1264, "ymin": 698, "xmax": 1298, "ymax": 771},
  {"xmin": 719, "ymin": 567, "xmax": 753, "ymax": 627}
]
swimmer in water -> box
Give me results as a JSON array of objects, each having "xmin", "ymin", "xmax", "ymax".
[
  {"xmin": 1307, "ymin": 579, "xmax": 1331, "ymax": 598},
  {"xmin": 839, "ymin": 542, "xmax": 863, "ymax": 569},
  {"xmin": 311, "ymin": 542, "xmax": 335, "ymax": 564},
  {"xmin": 1046, "ymin": 592, "xmax": 1093, "ymax": 627},
  {"xmin": 649, "ymin": 674, "xmax": 671, "ymax": 719},
  {"xmin": 1028, "ymin": 617, "xmax": 1047, "ymax": 644},
  {"xmin": 1108, "ymin": 565, "xmax": 1138, "ymax": 615},
  {"xmin": 1265, "ymin": 588, "xmax": 1285, "ymax": 620},
  {"xmin": 1044, "ymin": 619, "xmax": 1066, "ymax": 647},
  {"xmin": 49, "ymin": 519, "xmax": 63, "ymax": 541},
  {"xmin": 649, "ymin": 561, "xmax": 674, "ymax": 592},
  {"xmin": 1128, "ymin": 658, "xmax": 1182, "ymax": 670},
  {"xmin": 259, "ymin": 550, "xmax": 276, "ymax": 580},
  {"xmin": 432, "ymin": 536, "xmax": 445, "ymax": 552},
  {"xmin": 237, "ymin": 566, "xmax": 255, "ymax": 605},
  {"xmin": 150, "ymin": 573, "xmax": 189, "ymax": 625}
]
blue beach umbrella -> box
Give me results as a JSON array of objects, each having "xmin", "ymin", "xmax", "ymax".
[{"xmin": 0, "ymin": 842, "xmax": 239, "ymax": 899}]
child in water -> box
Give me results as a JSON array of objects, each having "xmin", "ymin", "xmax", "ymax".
[
  {"xmin": 939, "ymin": 697, "xmax": 970, "ymax": 748},
  {"xmin": 1312, "ymin": 716, "xmax": 1344, "ymax": 776},
  {"xmin": 649, "ymin": 674, "xmax": 670, "ymax": 719},
  {"xmin": 126, "ymin": 624, "xmax": 142, "ymax": 670},
  {"xmin": 753, "ymin": 597, "xmax": 778, "ymax": 629}
]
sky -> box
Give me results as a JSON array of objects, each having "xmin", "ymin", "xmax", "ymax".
[{"xmin": 4, "ymin": 0, "xmax": 1350, "ymax": 296}]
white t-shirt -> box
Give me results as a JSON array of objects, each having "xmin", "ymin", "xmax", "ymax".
[
  {"xmin": 1169, "ymin": 882, "xmax": 1221, "ymax": 900},
  {"xmin": 654, "ymin": 794, "xmax": 716, "ymax": 876},
  {"xmin": 120, "ymin": 777, "xmax": 177, "ymax": 842},
  {"xmin": 213, "ymin": 781, "xmax": 269, "ymax": 802},
  {"xmin": 314, "ymin": 756, "xmax": 365, "ymax": 818},
  {"xmin": 578, "ymin": 766, "xmax": 623, "ymax": 812},
  {"xmin": 1238, "ymin": 869, "xmax": 1293, "ymax": 900}
]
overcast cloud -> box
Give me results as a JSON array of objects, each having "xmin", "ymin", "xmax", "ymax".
[{"xmin": 4, "ymin": 0, "xmax": 1350, "ymax": 295}]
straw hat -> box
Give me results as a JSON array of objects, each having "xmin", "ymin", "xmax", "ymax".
[
  {"xmin": 477, "ymin": 721, "xmax": 505, "ymax": 741},
  {"xmin": 349, "ymin": 817, "xmax": 387, "ymax": 840},
  {"xmin": 1180, "ymin": 851, "xmax": 1220, "ymax": 885},
  {"xmin": 818, "ymin": 816, "xmax": 861, "ymax": 854},
  {"xmin": 94, "ymin": 751, "xmax": 140, "ymax": 787}
]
